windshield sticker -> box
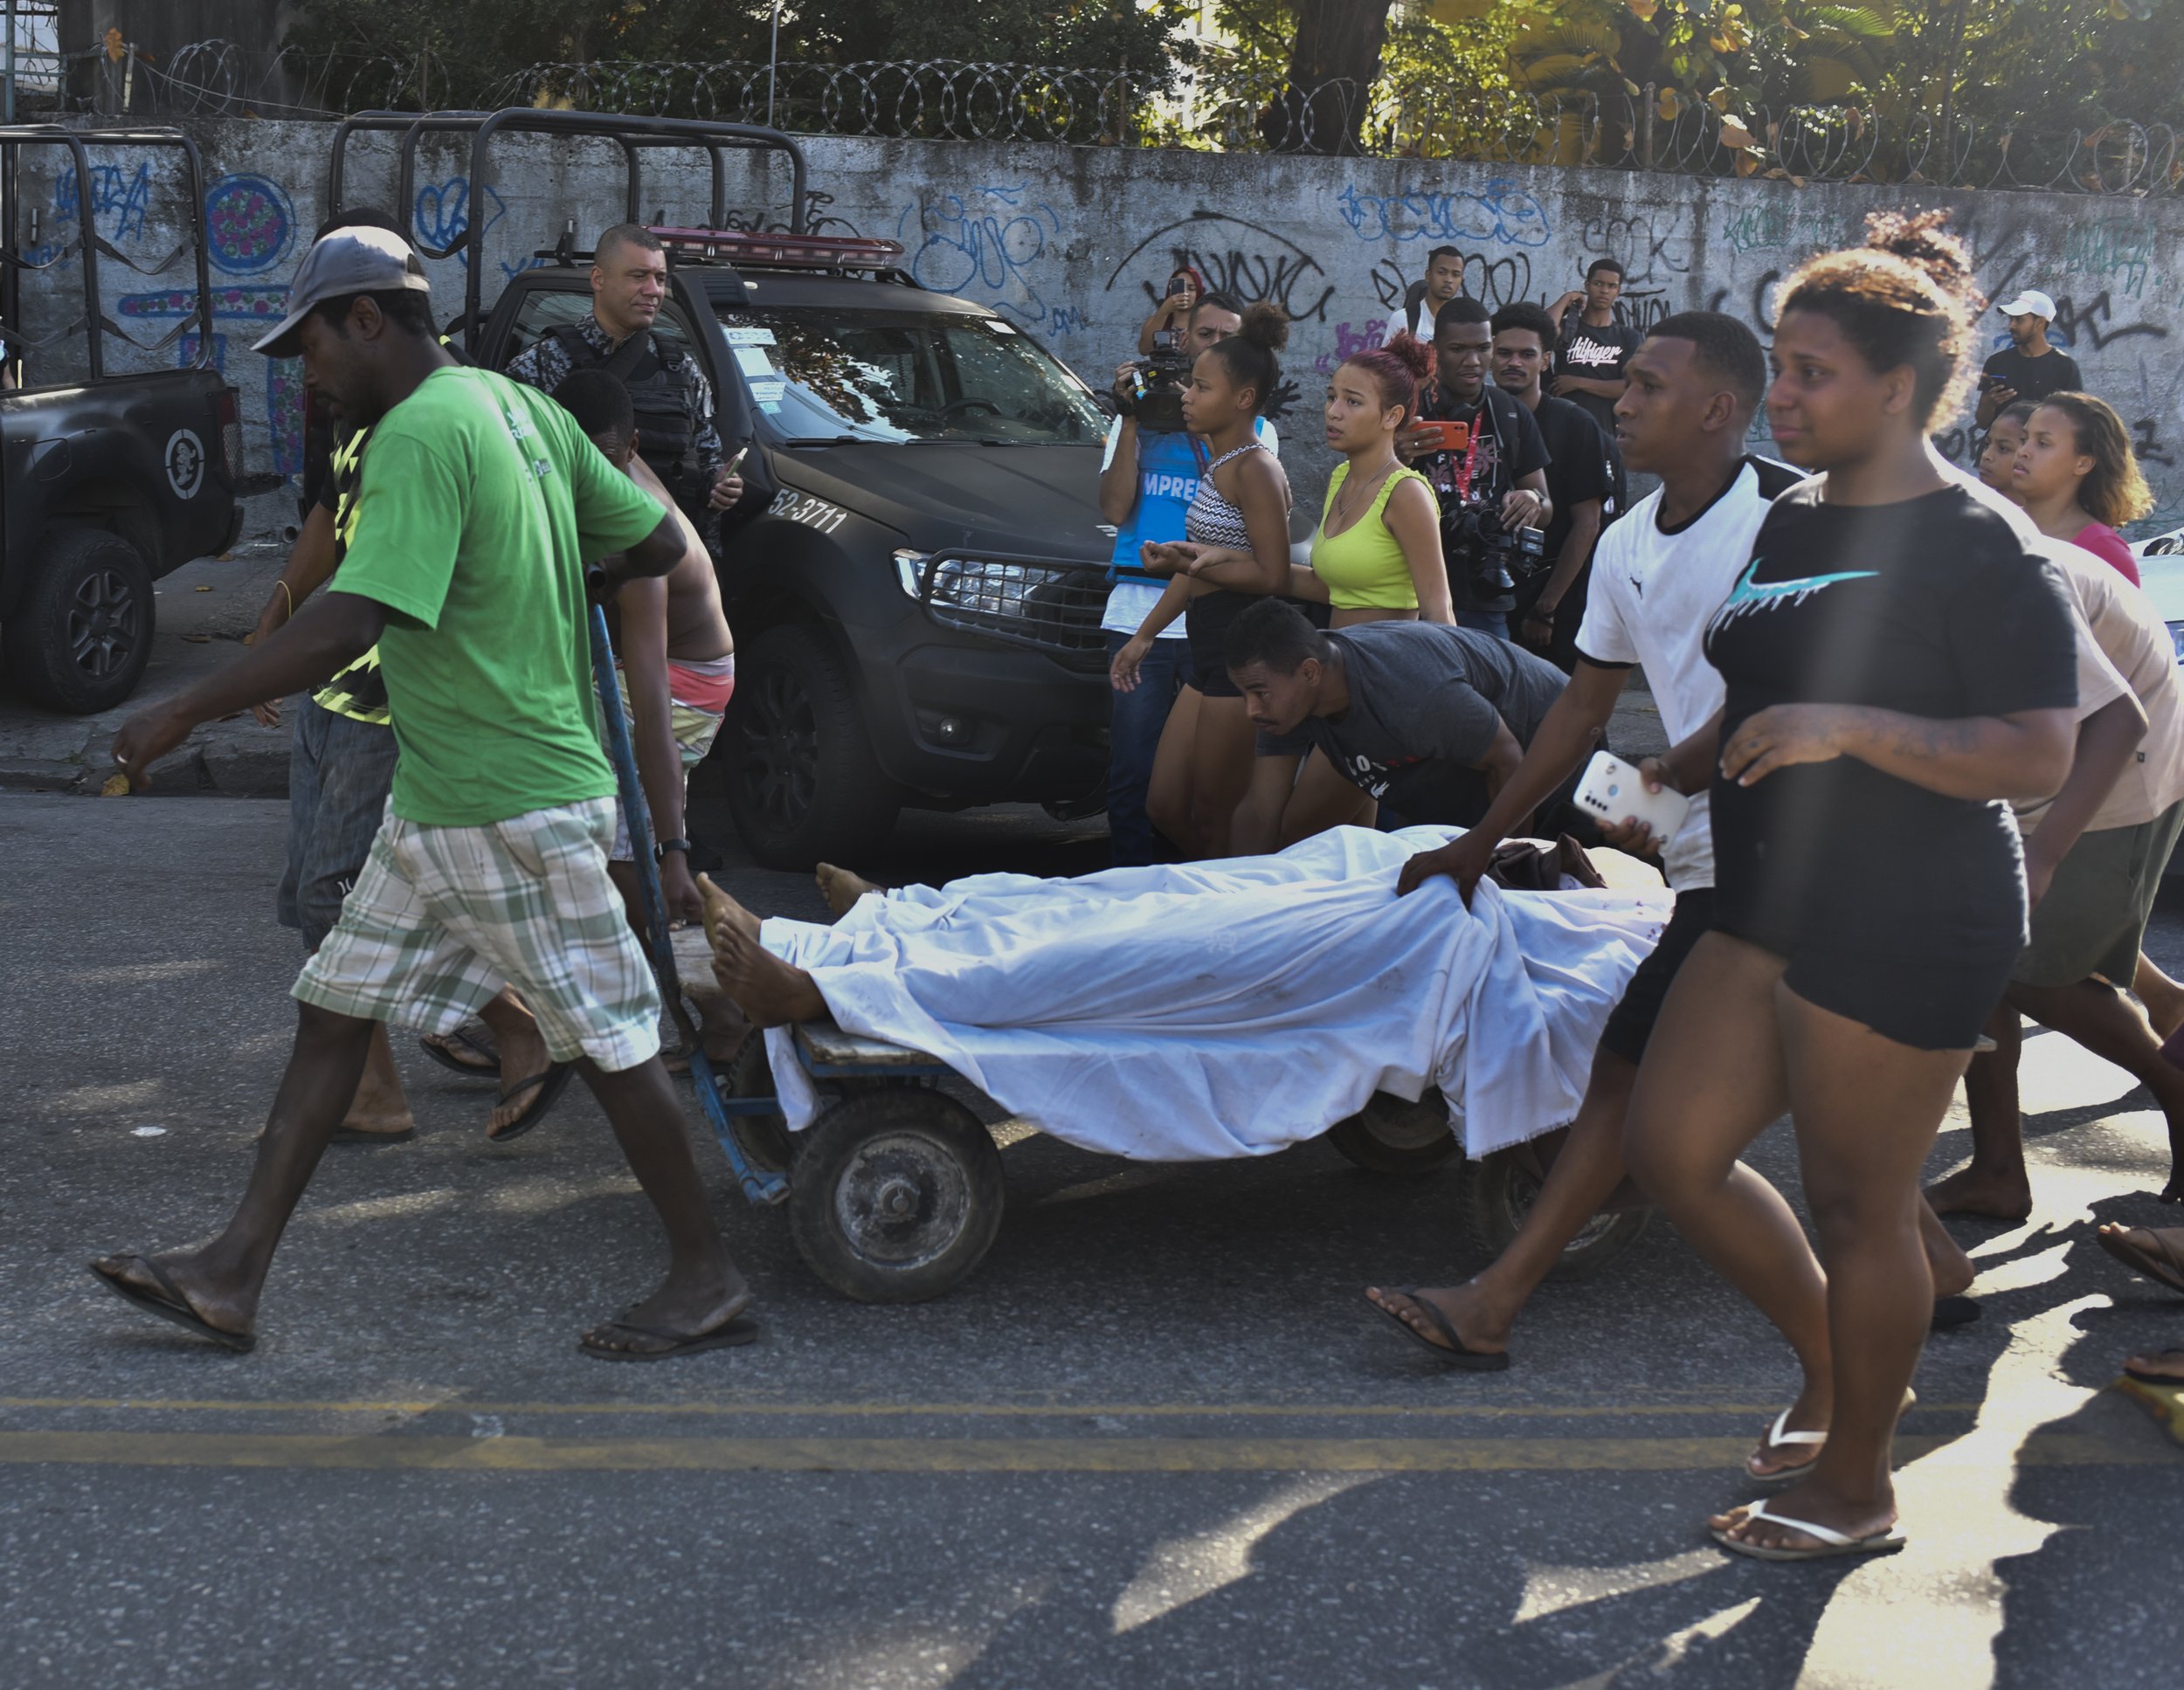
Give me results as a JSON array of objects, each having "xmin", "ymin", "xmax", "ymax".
[
  {"xmin": 758, "ymin": 401, "xmax": 783, "ymax": 414},
  {"xmin": 723, "ymin": 326, "xmax": 777, "ymax": 347},
  {"xmin": 750, "ymin": 381, "xmax": 786, "ymax": 404},
  {"xmin": 980, "ymin": 318, "xmax": 1019, "ymax": 335},
  {"xmin": 777, "ymin": 491, "xmax": 850, "ymax": 535},
  {"xmin": 733, "ymin": 346, "xmax": 775, "ymax": 376}
]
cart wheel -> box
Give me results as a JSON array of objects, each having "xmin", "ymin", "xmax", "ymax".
[
  {"xmin": 720, "ymin": 1035, "xmax": 794, "ymax": 1176},
  {"xmin": 788, "ymin": 1090, "xmax": 1006, "ymax": 1303},
  {"xmin": 1326, "ymin": 1091, "xmax": 1458, "ymax": 1175},
  {"xmin": 1455, "ymin": 1148, "xmax": 1651, "ymax": 1281}
]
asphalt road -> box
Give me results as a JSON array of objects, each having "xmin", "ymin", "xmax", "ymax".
[{"xmin": 4, "ymin": 786, "xmax": 2183, "ymax": 1690}]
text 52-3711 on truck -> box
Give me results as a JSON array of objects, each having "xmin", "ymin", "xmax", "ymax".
[
  {"xmin": 0, "ymin": 128, "xmax": 247, "ymax": 714},
  {"xmin": 342, "ymin": 109, "xmax": 1116, "ymax": 868}
]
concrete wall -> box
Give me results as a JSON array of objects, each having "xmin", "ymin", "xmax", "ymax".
[{"xmin": 24, "ymin": 117, "xmax": 2184, "ymax": 530}]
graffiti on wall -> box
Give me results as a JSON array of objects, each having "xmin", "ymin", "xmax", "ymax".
[
  {"xmin": 1335, "ymin": 180, "xmax": 1552, "ymax": 249},
  {"xmin": 1105, "ymin": 211, "xmax": 1337, "ymax": 326},
  {"xmin": 898, "ymin": 184, "xmax": 1064, "ymax": 327}
]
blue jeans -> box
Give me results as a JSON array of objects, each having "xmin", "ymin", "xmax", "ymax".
[
  {"xmin": 1106, "ymin": 631, "xmax": 1192, "ymax": 867},
  {"xmin": 1458, "ymin": 608, "xmax": 1510, "ymax": 639}
]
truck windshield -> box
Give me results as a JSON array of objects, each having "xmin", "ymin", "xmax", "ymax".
[{"xmin": 718, "ymin": 306, "xmax": 1106, "ymax": 445}]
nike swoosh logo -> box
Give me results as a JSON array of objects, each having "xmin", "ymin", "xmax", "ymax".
[{"xmin": 1711, "ymin": 555, "xmax": 1877, "ymax": 630}]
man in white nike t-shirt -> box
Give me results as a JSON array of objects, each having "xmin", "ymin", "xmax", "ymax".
[{"xmin": 1363, "ymin": 313, "xmax": 1800, "ymax": 1370}]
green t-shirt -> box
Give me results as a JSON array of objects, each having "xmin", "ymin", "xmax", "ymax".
[{"xmin": 328, "ymin": 365, "xmax": 666, "ymax": 826}]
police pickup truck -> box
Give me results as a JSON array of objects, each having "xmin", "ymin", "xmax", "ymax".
[
  {"xmin": 1, "ymin": 127, "xmax": 245, "ymax": 713},
  {"xmin": 338, "ymin": 109, "xmax": 1113, "ymax": 867}
]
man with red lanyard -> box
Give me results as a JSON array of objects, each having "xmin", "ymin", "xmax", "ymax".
[{"xmin": 1398, "ymin": 298, "xmax": 1552, "ymax": 638}]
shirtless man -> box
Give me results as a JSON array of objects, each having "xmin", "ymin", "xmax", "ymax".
[
  {"xmin": 554, "ymin": 368, "xmax": 736, "ymax": 930},
  {"xmin": 420, "ymin": 370, "xmax": 740, "ymax": 1126}
]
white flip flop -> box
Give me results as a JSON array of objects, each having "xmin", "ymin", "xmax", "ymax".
[
  {"xmin": 1747, "ymin": 1408, "xmax": 1827, "ymax": 1481},
  {"xmin": 1711, "ymin": 1499, "xmax": 1906, "ymax": 1562},
  {"xmin": 1746, "ymin": 1386, "xmax": 1916, "ymax": 1482}
]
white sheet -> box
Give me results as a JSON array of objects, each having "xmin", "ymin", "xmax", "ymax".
[{"xmin": 761, "ymin": 825, "xmax": 1671, "ymax": 1162}]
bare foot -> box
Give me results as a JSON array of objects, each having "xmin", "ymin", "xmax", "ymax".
[
  {"xmin": 477, "ymin": 990, "xmax": 551, "ymax": 1138},
  {"xmin": 1362, "ymin": 1284, "xmax": 1509, "ymax": 1359},
  {"xmin": 698, "ymin": 874, "xmax": 826, "ymax": 1028},
  {"xmin": 814, "ymin": 862, "xmax": 882, "ymax": 920},
  {"xmin": 1711, "ymin": 1476, "xmax": 1899, "ymax": 1555},
  {"xmin": 341, "ymin": 1024, "xmax": 415, "ymax": 1139},
  {"xmin": 2136, "ymin": 954, "xmax": 2184, "ymax": 1043},
  {"xmin": 1925, "ymin": 1163, "xmax": 2033, "ymax": 1223},
  {"xmin": 578, "ymin": 1272, "xmax": 754, "ymax": 1359},
  {"xmin": 1920, "ymin": 1201, "xmax": 1976, "ymax": 1300},
  {"xmin": 89, "ymin": 1249, "xmax": 258, "ymax": 1344}
]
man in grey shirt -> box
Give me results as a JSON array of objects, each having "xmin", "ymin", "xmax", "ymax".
[{"xmin": 1226, "ymin": 598, "xmax": 1566, "ymax": 854}]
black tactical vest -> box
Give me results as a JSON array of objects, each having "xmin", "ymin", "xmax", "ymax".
[{"xmin": 549, "ymin": 324, "xmax": 708, "ymax": 512}]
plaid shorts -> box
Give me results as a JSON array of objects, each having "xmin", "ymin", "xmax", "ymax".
[{"xmin": 294, "ymin": 797, "xmax": 662, "ymax": 1072}]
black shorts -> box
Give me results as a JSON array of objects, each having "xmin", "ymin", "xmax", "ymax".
[
  {"xmin": 1717, "ymin": 925, "xmax": 2015, "ymax": 1052},
  {"xmin": 1185, "ymin": 590, "xmax": 1253, "ymax": 699},
  {"xmin": 1599, "ymin": 886, "xmax": 1715, "ymax": 1066}
]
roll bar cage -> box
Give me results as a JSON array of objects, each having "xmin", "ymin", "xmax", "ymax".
[
  {"xmin": 0, "ymin": 124, "xmax": 214, "ymax": 381},
  {"xmin": 327, "ymin": 108, "xmax": 809, "ymax": 355}
]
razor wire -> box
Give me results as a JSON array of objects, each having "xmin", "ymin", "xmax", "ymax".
[{"xmin": 56, "ymin": 41, "xmax": 2184, "ymax": 199}]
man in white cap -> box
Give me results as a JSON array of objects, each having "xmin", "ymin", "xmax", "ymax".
[
  {"xmin": 1977, "ymin": 288, "xmax": 2084, "ymax": 431},
  {"xmin": 89, "ymin": 224, "xmax": 758, "ymax": 1363}
]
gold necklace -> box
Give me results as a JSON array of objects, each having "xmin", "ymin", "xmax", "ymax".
[{"xmin": 1330, "ymin": 453, "xmax": 1400, "ymax": 529}]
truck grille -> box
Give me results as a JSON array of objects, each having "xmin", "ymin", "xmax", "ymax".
[{"xmin": 910, "ymin": 553, "xmax": 1110, "ymax": 663}]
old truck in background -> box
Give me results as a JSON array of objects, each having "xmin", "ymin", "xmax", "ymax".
[{"xmin": 0, "ymin": 126, "xmax": 245, "ymax": 714}]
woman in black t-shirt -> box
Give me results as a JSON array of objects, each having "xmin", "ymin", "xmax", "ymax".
[{"xmin": 1621, "ymin": 212, "xmax": 2080, "ymax": 1563}]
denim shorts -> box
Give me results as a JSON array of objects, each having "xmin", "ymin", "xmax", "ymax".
[{"xmin": 278, "ymin": 695, "xmax": 400, "ymax": 951}]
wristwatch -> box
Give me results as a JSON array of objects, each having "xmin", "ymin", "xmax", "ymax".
[{"xmin": 653, "ymin": 837, "xmax": 691, "ymax": 863}]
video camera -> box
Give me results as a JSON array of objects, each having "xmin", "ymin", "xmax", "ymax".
[
  {"xmin": 1118, "ymin": 328, "xmax": 1191, "ymax": 432},
  {"xmin": 1443, "ymin": 503, "xmax": 1546, "ymax": 599},
  {"xmin": 1414, "ymin": 419, "xmax": 1546, "ymax": 598}
]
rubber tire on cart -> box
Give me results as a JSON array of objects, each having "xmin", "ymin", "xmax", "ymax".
[
  {"xmin": 1455, "ymin": 1148, "xmax": 1651, "ymax": 1282},
  {"xmin": 788, "ymin": 1089, "xmax": 1006, "ymax": 1303},
  {"xmin": 726, "ymin": 623, "xmax": 900, "ymax": 870},
  {"xmin": 3, "ymin": 528, "xmax": 155, "ymax": 714},
  {"xmin": 1326, "ymin": 1090, "xmax": 1459, "ymax": 1175},
  {"xmin": 721, "ymin": 1034, "xmax": 793, "ymax": 1177}
]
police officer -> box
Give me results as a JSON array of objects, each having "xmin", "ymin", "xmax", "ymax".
[{"xmin": 506, "ymin": 223, "xmax": 742, "ymax": 545}]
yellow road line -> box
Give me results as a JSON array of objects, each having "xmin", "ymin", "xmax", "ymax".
[
  {"xmin": 0, "ymin": 1396, "xmax": 1987, "ymax": 1420},
  {"xmin": 0, "ymin": 1430, "xmax": 2165, "ymax": 1474}
]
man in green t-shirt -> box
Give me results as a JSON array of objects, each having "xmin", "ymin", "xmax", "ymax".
[{"xmin": 92, "ymin": 227, "xmax": 756, "ymax": 1362}]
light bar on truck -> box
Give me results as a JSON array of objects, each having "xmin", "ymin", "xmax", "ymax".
[{"xmin": 647, "ymin": 227, "xmax": 908, "ymax": 271}]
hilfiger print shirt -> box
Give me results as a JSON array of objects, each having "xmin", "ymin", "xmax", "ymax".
[{"xmin": 1702, "ymin": 480, "xmax": 2079, "ymax": 961}]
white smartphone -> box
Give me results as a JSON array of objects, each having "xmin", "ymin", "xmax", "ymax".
[{"xmin": 1574, "ymin": 750, "xmax": 1690, "ymax": 840}]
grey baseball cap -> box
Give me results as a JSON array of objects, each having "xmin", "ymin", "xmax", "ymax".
[{"xmin": 253, "ymin": 225, "xmax": 432, "ymax": 357}]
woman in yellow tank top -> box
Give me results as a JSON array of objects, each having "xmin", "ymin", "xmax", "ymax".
[{"xmin": 1300, "ymin": 334, "xmax": 1455, "ymax": 627}]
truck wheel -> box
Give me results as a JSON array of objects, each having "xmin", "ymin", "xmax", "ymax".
[
  {"xmin": 1326, "ymin": 1091, "xmax": 1458, "ymax": 1175},
  {"xmin": 3, "ymin": 529, "xmax": 155, "ymax": 714},
  {"xmin": 1455, "ymin": 1148, "xmax": 1651, "ymax": 1281},
  {"xmin": 788, "ymin": 1089, "xmax": 1006, "ymax": 1303},
  {"xmin": 727, "ymin": 624, "xmax": 899, "ymax": 870}
]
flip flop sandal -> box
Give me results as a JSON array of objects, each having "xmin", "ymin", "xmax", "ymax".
[
  {"xmin": 418, "ymin": 1025, "xmax": 501, "ymax": 1080},
  {"xmin": 1368, "ymin": 1286, "xmax": 1511, "ymax": 1372},
  {"xmin": 1746, "ymin": 1408, "xmax": 1827, "ymax": 1482},
  {"xmin": 1748, "ymin": 1386, "xmax": 1915, "ymax": 1483},
  {"xmin": 87, "ymin": 1256, "xmax": 255, "ymax": 1353},
  {"xmin": 578, "ymin": 1314, "xmax": 762, "ymax": 1362},
  {"xmin": 1932, "ymin": 1294, "xmax": 1982, "ymax": 1330},
  {"xmin": 1711, "ymin": 1499, "xmax": 1905, "ymax": 1562},
  {"xmin": 2095, "ymin": 1226, "xmax": 2184, "ymax": 1296},
  {"xmin": 487, "ymin": 1063, "xmax": 576, "ymax": 1144},
  {"xmin": 2122, "ymin": 1349, "xmax": 2184, "ymax": 1386}
]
